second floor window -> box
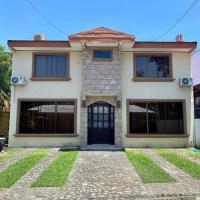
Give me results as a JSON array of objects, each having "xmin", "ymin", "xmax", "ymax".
[
  {"xmin": 33, "ymin": 54, "xmax": 69, "ymax": 78},
  {"xmin": 135, "ymin": 55, "xmax": 171, "ymax": 78},
  {"xmin": 93, "ymin": 50, "xmax": 112, "ymax": 61}
]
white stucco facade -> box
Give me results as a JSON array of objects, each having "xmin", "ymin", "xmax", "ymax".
[
  {"xmin": 121, "ymin": 52, "xmax": 194, "ymax": 147},
  {"xmin": 9, "ymin": 51, "xmax": 82, "ymax": 147},
  {"xmin": 8, "ymin": 49, "xmax": 194, "ymax": 148}
]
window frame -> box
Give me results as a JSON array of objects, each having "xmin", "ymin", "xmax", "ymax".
[
  {"xmin": 126, "ymin": 99, "xmax": 188, "ymax": 137},
  {"xmin": 92, "ymin": 49, "xmax": 113, "ymax": 61},
  {"xmin": 15, "ymin": 99, "xmax": 77, "ymax": 137},
  {"xmin": 132, "ymin": 53, "xmax": 175, "ymax": 82},
  {"xmin": 31, "ymin": 52, "xmax": 71, "ymax": 81}
]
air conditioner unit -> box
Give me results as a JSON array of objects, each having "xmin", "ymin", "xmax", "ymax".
[
  {"xmin": 179, "ymin": 78, "xmax": 193, "ymax": 87},
  {"xmin": 33, "ymin": 34, "xmax": 46, "ymax": 41},
  {"xmin": 11, "ymin": 76, "xmax": 26, "ymax": 86}
]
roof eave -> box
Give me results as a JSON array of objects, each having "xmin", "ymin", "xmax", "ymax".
[
  {"xmin": 133, "ymin": 41, "xmax": 197, "ymax": 51},
  {"xmin": 7, "ymin": 40, "xmax": 71, "ymax": 50}
]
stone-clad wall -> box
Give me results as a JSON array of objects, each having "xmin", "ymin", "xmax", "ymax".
[
  {"xmin": 82, "ymin": 48, "xmax": 121, "ymax": 95},
  {"xmin": 80, "ymin": 48, "xmax": 122, "ymax": 147}
]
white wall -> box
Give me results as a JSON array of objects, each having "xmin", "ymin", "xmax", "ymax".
[
  {"xmin": 9, "ymin": 51, "xmax": 82, "ymax": 147},
  {"xmin": 195, "ymin": 119, "xmax": 200, "ymax": 147},
  {"xmin": 9, "ymin": 49, "xmax": 194, "ymax": 147},
  {"xmin": 121, "ymin": 51, "xmax": 194, "ymax": 147}
]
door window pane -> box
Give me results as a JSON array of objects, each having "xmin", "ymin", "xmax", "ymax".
[
  {"xmin": 104, "ymin": 122, "xmax": 109, "ymax": 128},
  {"xmin": 111, "ymin": 114, "xmax": 114, "ymax": 120},
  {"xmin": 99, "ymin": 114, "xmax": 103, "ymax": 121},
  {"xmin": 104, "ymin": 107, "xmax": 108, "ymax": 113},
  {"xmin": 93, "ymin": 107, "xmax": 98, "ymax": 113},
  {"xmin": 104, "ymin": 114, "xmax": 108, "ymax": 121},
  {"xmin": 99, "ymin": 106, "xmax": 103, "ymax": 113},
  {"xmin": 111, "ymin": 121, "xmax": 114, "ymax": 128},
  {"xmin": 93, "ymin": 121, "xmax": 98, "ymax": 128},
  {"xmin": 93, "ymin": 114, "xmax": 98, "ymax": 120},
  {"xmin": 99, "ymin": 122, "xmax": 103, "ymax": 128}
]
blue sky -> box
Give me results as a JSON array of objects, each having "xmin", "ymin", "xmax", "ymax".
[{"xmin": 1, "ymin": 0, "xmax": 200, "ymax": 48}]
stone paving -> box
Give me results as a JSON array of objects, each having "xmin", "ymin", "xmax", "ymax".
[
  {"xmin": 0, "ymin": 148, "xmax": 200, "ymax": 200},
  {"xmin": 59, "ymin": 150, "xmax": 200, "ymax": 200},
  {"xmin": 59, "ymin": 151, "xmax": 151, "ymax": 200}
]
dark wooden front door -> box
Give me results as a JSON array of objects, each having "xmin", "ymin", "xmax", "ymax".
[{"xmin": 88, "ymin": 102, "xmax": 114, "ymax": 145}]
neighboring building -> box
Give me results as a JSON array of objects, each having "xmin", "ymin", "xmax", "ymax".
[
  {"xmin": 7, "ymin": 27, "xmax": 197, "ymax": 148},
  {"xmin": 192, "ymin": 53, "xmax": 200, "ymax": 85},
  {"xmin": 194, "ymin": 84, "xmax": 200, "ymax": 119}
]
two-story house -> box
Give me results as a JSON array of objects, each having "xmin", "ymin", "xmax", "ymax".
[{"xmin": 7, "ymin": 27, "xmax": 197, "ymax": 148}]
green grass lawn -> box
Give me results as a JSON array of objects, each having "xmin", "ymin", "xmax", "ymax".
[
  {"xmin": 0, "ymin": 149, "xmax": 49, "ymax": 188},
  {"xmin": 0, "ymin": 148, "xmax": 22, "ymax": 163},
  {"xmin": 31, "ymin": 150, "xmax": 78, "ymax": 188},
  {"xmin": 125, "ymin": 150, "xmax": 175, "ymax": 183},
  {"xmin": 157, "ymin": 149, "xmax": 200, "ymax": 179}
]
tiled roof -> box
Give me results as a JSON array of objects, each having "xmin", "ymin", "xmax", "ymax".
[{"xmin": 68, "ymin": 27, "xmax": 135, "ymax": 42}]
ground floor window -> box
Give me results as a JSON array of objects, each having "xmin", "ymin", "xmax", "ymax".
[
  {"xmin": 18, "ymin": 100, "xmax": 77, "ymax": 134},
  {"xmin": 127, "ymin": 100, "xmax": 185, "ymax": 134}
]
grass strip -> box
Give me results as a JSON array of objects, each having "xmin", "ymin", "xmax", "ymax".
[
  {"xmin": 157, "ymin": 149, "xmax": 200, "ymax": 179},
  {"xmin": 0, "ymin": 148, "xmax": 22, "ymax": 163},
  {"xmin": 125, "ymin": 150, "xmax": 175, "ymax": 183},
  {"xmin": 0, "ymin": 149, "xmax": 49, "ymax": 188},
  {"xmin": 31, "ymin": 150, "xmax": 78, "ymax": 188}
]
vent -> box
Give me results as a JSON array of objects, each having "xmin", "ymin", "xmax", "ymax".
[{"xmin": 176, "ymin": 34, "xmax": 183, "ymax": 42}]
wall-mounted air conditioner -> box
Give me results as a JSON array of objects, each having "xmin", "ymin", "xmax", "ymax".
[
  {"xmin": 179, "ymin": 78, "xmax": 193, "ymax": 87},
  {"xmin": 11, "ymin": 76, "xmax": 26, "ymax": 86}
]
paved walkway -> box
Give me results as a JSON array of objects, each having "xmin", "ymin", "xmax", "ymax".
[
  {"xmin": 0, "ymin": 149, "xmax": 200, "ymax": 200},
  {"xmin": 59, "ymin": 151, "xmax": 200, "ymax": 200},
  {"xmin": 59, "ymin": 151, "xmax": 151, "ymax": 199}
]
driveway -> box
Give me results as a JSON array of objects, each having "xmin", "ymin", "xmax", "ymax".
[{"xmin": 0, "ymin": 149, "xmax": 200, "ymax": 200}]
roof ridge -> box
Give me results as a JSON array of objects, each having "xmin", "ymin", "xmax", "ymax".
[{"xmin": 68, "ymin": 27, "xmax": 135, "ymax": 40}]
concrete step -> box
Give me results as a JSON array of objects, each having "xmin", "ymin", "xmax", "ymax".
[{"xmin": 80, "ymin": 144, "xmax": 124, "ymax": 151}]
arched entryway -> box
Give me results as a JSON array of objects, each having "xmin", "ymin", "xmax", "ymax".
[{"xmin": 88, "ymin": 101, "xmax": 114, "ymax": 145}]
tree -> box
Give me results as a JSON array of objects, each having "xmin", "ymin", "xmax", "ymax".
[
  {"xmin": 0, "ymin": 89, "xmax": 9, "ymax": 113},
  {"xmin": 0, "ymin": 45, "xmax": 12, "ymax": 96}
]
